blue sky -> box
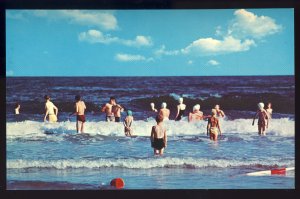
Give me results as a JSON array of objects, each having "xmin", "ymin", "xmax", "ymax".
[{"xmin": 6, "ymin": 9, "xmax": 294, "ymax": 76}]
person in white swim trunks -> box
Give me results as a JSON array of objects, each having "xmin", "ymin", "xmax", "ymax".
[{"xmin": 44, "ymin": 95, "xmax": 58, "ymax": 123}]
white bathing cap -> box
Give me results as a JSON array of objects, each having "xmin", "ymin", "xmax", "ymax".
[
  {"xmin": 258, "ymin": 102, "xmax": 264, "ymax": 110},
  {"xmin": 193, "ymin": 104, "xmax": 200, "ymax": 111},
  {"xmin": 178, "ymin": 97, "xmax": 183, "ymax": 103},
  {"xmin": 150, "ymin": 102, "xmax": 155, "ymax": 107},
  {"xmin": 161, "ymin": 102, "xmax": 167, "ymax": 108}
]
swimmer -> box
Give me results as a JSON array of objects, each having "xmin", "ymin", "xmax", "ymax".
[
  {"xmin": 14, "ymin": 103, "xmax": 20, "ymax": 115},
  {"xmin": 207, "ymin": 109, "xmax": 222, "ymax": 141},
  {"xmin": 150, "ymin": 115, "xmax": 167, "ymax": 155},
  {"xmin": 43, "ymin": 95, "xmax": 58, "ymax": 123},
  {"xmin": 252, "ymin": 102, "xmax": 269, "ymax": 136},
  {"xmin": 150, "ymin": 102, "xmax": 158, "ymax": 112},
  {"xmin": 266, "ymin": 102, "xmax": 273, "ymax": 119},
  {"xmin": 69, "ymin": 95, "xmax": 86, "ymax": 133},
  {"xmin": 175, "ymin": 97, "xmax": 186, "ymax": 121},
  {"xmin": 123, "ymin": 110, "xmax": 133, "ymax": 136},
  {"xmin": 101, "ymin": 97, "xmax": 115, "ymax": 122},
  {"xmin": 188, "ymin": 104, "xmax": 203, "ymax": 122},
  {"xmin": 158, "ymin": 102, "xmax": 170, "ymax": 121},
  {"xmin": 215, "ymin": 104, "xmax": 225, "ymax": 118},
  {"xmin": 112, "ymin": 99, "xmax": 124, "ymax": 122}
]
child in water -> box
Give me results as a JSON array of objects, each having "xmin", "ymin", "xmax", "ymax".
[
  {"xmin": 207, "ymin": 109, "xmax": 222, "ymax": 141},
  {"xmin": 150, "ymin": 115, "xmax": 167, "ymax": 155},
  {"xmin": 123, "ymin": 110, "xmax": 134, "ymax": 136},
  {"xmin": 252, "ymin": 102, "xmax": 269, "ymax": 136}
]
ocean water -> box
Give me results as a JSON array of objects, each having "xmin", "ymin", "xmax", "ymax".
[{"xmin": 6, "ymin": 76, "xmax": 295, "ymax": 189}]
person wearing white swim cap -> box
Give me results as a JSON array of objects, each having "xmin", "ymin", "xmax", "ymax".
[
  {"xmin": 252, "ymin": 102, "xmax": 269, "ymax": 136},
  {"xmin": 159, "ymin": 102, "xmax": 170, "ymax": 121},
  {"xmin": 175, "ymin": 97, "xmax": 186, "ymax": 121},
  {"xmin": 150, "ymin": 102, "xmax": 158, "ymax": 112},
  {"xmin": 188, "ymin": 104, "xmax": 203, "ymax": 122}
]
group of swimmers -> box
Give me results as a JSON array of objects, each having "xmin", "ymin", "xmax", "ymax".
[{"xmin": 14, "ymin": 95, "xmax": 273, "ymax": 155}]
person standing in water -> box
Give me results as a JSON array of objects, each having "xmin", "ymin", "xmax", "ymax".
[
  {"xmin": 252, "ymin": 102, "xmax": 269, "ymax": 136},
  {"xmin": 70, "ymin": 95, "xmax": 86, "ymax": 133},
  {"xmin": 158, "ymin": 102, "xmax": 170, "ymax": 121},
  {"xmin": 15, "ymin": 103, "xmax": 20, "ymax": 115},
  {"xmin": 215, "ymin": 104, "xmax": 225, "ymax": 118},
  {"xmin": 150, "ymin": 115, "xmax": 167, "ymax": 155},
  {"xmin": 188, "ymin": 104, "xmax": 203, "ymax": 122},
  {"xmin": 44, "ymin": 95, "xmax": 58, "ymax": 123},
  {"xmin": 207, "ymin": 109, "xmax": 222, "ymax": 141},
  {"xmin": 150, "ymin": 103, "xmax": 158, "ymax": 112},
  {"xmin": 101, "ymin": 97, "xmax": 115, "ymax": 122},
  {"xmin": 175, "ymin": 97, "xmax": 186, "ymax": 121},
  {"xmin": 123, "ymin": 110, "xmax": 133, "ymax": 136},
  {"xmin": 112, "ymin": 98, "xmax": 124, "ymax": 122},
  {"xmin": 266, "ymin": 102, "xmax": 273, "ymax": 119}
]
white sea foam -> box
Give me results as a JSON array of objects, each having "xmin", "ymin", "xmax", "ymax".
[
  {"xmin": 7, "ymin": 157, "xmax": 294, "ymax": 170},
  {"xmin": 6, "ymin": 118, "xmax": 294, "ymax": 139}
]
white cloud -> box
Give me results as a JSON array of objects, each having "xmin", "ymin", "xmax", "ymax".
[
  {"xmin": 57, "ymin": 10, "xmax": 117, "ymax": 30},
  {"xmin": 6, "ymin": 70, "xmax": 14, "ymax": 76},
  {"xmin": 187, "ymin": 60, "xmax": 193, "ymax": 65},
  {"xmin": 78, "ymin": 29, "xmax": 118, "ymax": 44},
  {"xmin": 207, "ymin": 60, "xmax": 220, "ymax": 66},
  {"xmin": 115, "ymin": 53, "xmax": 153, "ymax": 62},
  {"xmin": 121, "ymin": 35, "xmax": 153, "ymax": 47},
  {"xmin": 79, "ymin": 30, "xmax": 152, "ymax": 47},
  {"xmin": 181, "ymin": 36, "xmax": 255, "ymax": 55},
  {"xmin": 229, "ymin": 9, "xmax": 282, "ymax": 38},
  {"xmin": 10, "ymin": 10, "xmax": 118, "ymax": 30},
  {"xmin": 154, "ymin": 45, "xmax": 180, "ymax": 57}
]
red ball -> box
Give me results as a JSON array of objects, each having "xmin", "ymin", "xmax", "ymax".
[{"xmin": 110, "ymin": 178, "xmax": 125, "ymax": 189}]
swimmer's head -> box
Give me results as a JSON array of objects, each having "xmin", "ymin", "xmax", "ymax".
[
  {"xmin": 15, "ymin": 103, "xmax": 20, "ymax": 108},
  {"xmin": 44, "ymin": 95, "xmax": 50, "ymax": 100},
  {"xmin": 258, "ymin": 102, "xmax": 264, "ymax": 110},
  {"xmin": 215, "ymin": 104, "xmax": 220, "ymax": 109},
  {"xmin": 150, "ymin": 103, "xmax": 155, "ymax": 108},
  {"xmin": 110, "ymin": 97, "xmax": 115, "ymax": 102},
  {"xmin": 127, "ymin": 110, "xmax": 133, "ymax": 116},
  {"xmin": 193, "ymin": 104, "xmax": 200, "ymax": 111},
  {"xmin": 75, "ymin": 95, "xmax": 81, "ymax": 101},
  {"xmin": 178, "ymin": 97, "xmax": 183, "ymax": 104},
  {"xmin": 267, "ymin": 102, "xmax": 272, "ymax": 108},
  {"xmin": 161, "ymin": 102, "xmax": 167, "ymax": 108},
  {"xmin": 155, "ymin": 114, "xmax": 163, "ymax": 123},
  {"xmin": 212, "ymin": 109, "xmax": 217, "ymax": 115}
]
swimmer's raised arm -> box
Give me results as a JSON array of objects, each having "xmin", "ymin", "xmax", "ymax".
[{"xmin": 252, "ymin": 111, "xmax": 258, "ymax": 126}]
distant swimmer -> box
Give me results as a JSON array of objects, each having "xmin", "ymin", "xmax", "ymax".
[
  {"xmin": 252, "ymin": 102, "xmax": 269, "ymax": 136},
  {"xmin": 188, "ymin": 104, "xmax": 203, "ymax": 122},
  {"xmin": 175, "ymin": 97, "xmax": 186, "ymax": 121},
  {"xmin": 44, "ymin": 95, "xmax": 58, "ymax": 123},
  {"xmin": 112, "ymin": 98, "xmax": 124, "ymax": 122},
  {"xmin": 123, "ymin": 110, "xmax": 133, "ymax": 136},
  {"xmin": 158, "ymin": 102, "xmax": 170, "ymax": 121},
  {"xmin": 150, "ymin": 102, "xmax": 158, "ymax": 112},
  {"xmin": 101, "ymin": 97, "xmax": 115, "ymax": 122},
  {"xmin": 150, "ymin": 115, "xmax": 167, "ymax": 155},
  {"xmin": 266, "ymin": 102, "xmax": 273, "ymax": 119},
  {"xmin": 69, "ymin": 95, "xmax": 86, "ymax": 133},
  {"xmin": 14, "ymin": 103, "xmax": 20, "ymax": 115},
  {"xmin": 207, "ymin": 109, "xmax": 222, "ymax": 141},
  {"xmin": 215, "ymin": 104, "xmax": 225, "ymax": 118}
]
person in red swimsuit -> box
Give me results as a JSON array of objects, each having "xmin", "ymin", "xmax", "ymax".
[{"xmin": 70, "ymin": 95, "xmax": 86, "ymax": 133}]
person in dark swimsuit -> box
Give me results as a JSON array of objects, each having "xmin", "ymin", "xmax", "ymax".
[
  {"xmin": 150, "ymin": 115, "xmax": 167, "ymax": 155},
  {"xmin": 69, "ymin": 95, "xmax": 87, "ymax": 133},
  {"xmin": 175, "ymin": 97, "xmax": 186, "ymax": 121}
]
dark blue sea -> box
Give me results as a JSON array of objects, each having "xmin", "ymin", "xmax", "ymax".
[{"xmin": 6, "ymin": 76, "xmax": 295, "ymax": 189}]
